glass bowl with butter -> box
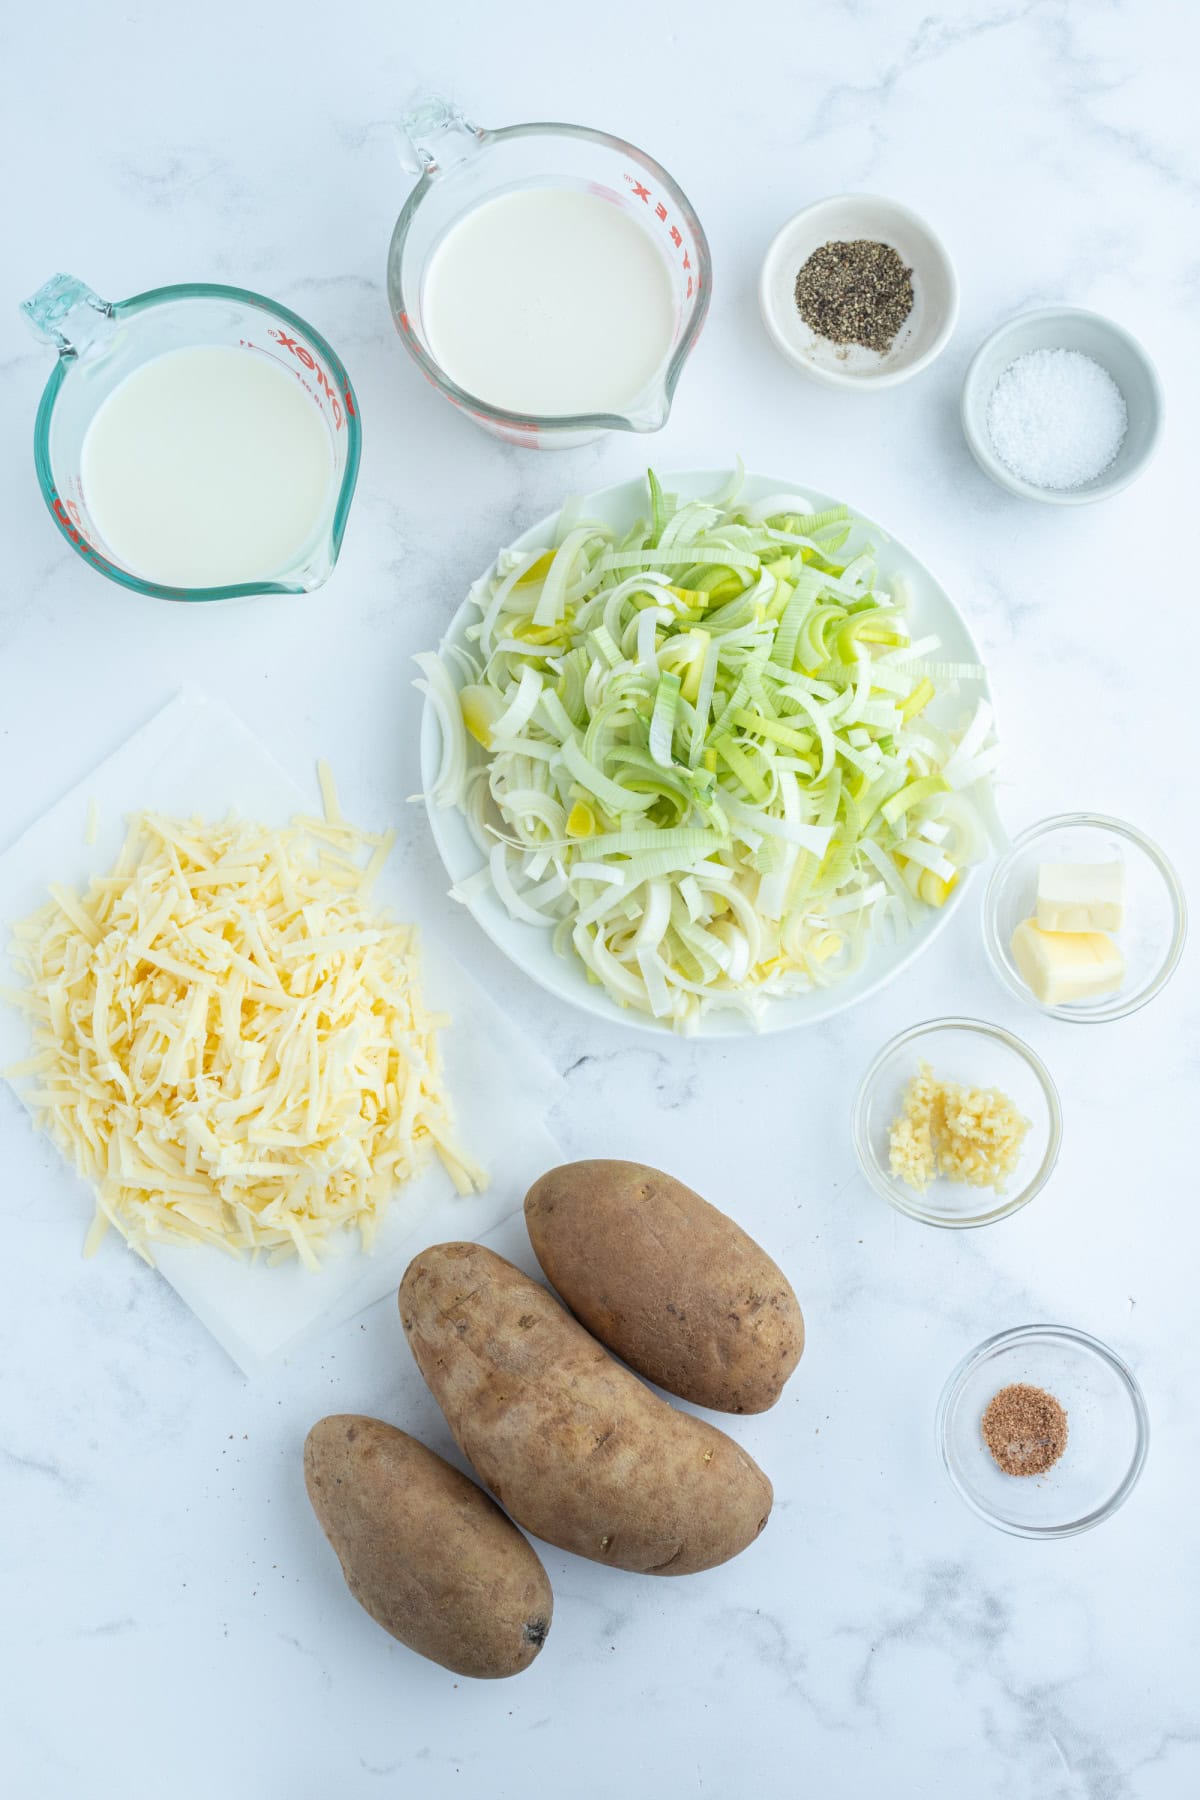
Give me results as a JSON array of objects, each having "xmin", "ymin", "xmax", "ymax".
[
  {"xmin": 853, "ymin": 1018, "xmax": 1062, "ymax": 1227},
  {"xmin": 983, "ymin": 813, "xmax": 1186, "ymax": 1023}
]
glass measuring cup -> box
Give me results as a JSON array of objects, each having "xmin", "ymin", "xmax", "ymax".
[
  {"xmin": 386, "ymin": 98, "xmax": 711, "ymax": 450},
  {"xmin": 22, "ymin": 274, "xmax": 362, "ymax": 602}
]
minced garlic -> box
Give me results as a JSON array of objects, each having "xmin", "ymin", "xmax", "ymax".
[{"xmin": 888, "ymin": 1061, "xmax": 1029, "ymax": 1194}]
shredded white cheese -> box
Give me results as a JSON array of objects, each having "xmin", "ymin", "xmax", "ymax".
[{"xmin": 4, "ymin": 791, "xmax": 484, "ymax": 1267}]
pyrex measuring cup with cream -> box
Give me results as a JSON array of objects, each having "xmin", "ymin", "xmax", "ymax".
[
  {"xmin": 22, "ymin": 275, "xmax": 361, "ymax": 601},
  {"xmin": 387, "ymin": 99, "xmax": 711, "ymax": 449}
]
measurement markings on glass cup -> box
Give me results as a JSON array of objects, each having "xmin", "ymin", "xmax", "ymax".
[
  {"xmin": 234, "ymin": 330, "xmax": 356, "ymax": 431},
  {"xmin": 623, "ymin": 172, "xmax": 697, "ymax": 297}
]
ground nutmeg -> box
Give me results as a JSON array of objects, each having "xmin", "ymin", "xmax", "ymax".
[{"xmin": 981, "ymin": 1382, "xmax": 1068, "ymax": 1477}]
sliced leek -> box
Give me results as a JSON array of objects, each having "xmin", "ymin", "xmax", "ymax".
[{"xmin": 418, "ymin": 473, "xmax": 997, "ymax": 1030}]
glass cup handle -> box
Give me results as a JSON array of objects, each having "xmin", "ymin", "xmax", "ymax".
[
  {"xmin": 21, "ymin": 273, "xmax": 114, "ymax": 357},
  {"xmin": 396, "ymin": 94, "xmax": 485, "ymax": 177}
]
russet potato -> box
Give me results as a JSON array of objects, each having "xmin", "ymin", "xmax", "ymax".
[
  {"xmin": 304, "ymin": 1414, "xmax": 552, "ymax": 1678},
  {"xmin": 525, "ymin": 1160, "xmax": 804, "ymax": 1414},
  {"xmin": 399, "ymin": 1243, "xmax": 772, "ymax": 1575}
]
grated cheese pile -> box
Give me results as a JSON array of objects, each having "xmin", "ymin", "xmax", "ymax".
[
  {"xmin": 888, "ymin": 1061, "xmax": 1030, "ymax": 1195},
  {"xmin": 3, "ymin": 771, "xmax": 483, "ymax": 1267}
]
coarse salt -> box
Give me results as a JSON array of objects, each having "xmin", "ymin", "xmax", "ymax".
[{"xmin": 985, "ymin": 347, "xmax": 1128, "ymax": 491}]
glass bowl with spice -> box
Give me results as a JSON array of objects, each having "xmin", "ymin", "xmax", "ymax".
[
  {"xmin": 960, "ymin": 306, "xmax": 1163, "ymax": 504},
  {"xmin": 759, "ymin": 194, "xmax": 958, "ymax": 389},
  {"xmin": 983, "ymin": 813, "xmax": 1186, "ymax": 1024},
  {"xmin": 852, "ymin": 1018, "xmax": 1062, "ymax": 1227},
  {"xmin": 937, "ymin": 1325, "xmax": 1149, "ymax": 1537}
]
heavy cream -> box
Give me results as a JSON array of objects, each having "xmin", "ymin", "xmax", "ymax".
[
  {"xmin": 80, "ymin": 345, "xmax": 334, "ymax": 588},
  {"xmin": 422, "ymin": 187, "xmax": 677, "ymax": 416}
]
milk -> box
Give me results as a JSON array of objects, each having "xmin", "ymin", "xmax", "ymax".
[
  {"xmin": 422, "ymin": 187, "xmax": 677, "ymax": 416},
  {"xmin": 81, "ymin": 346, "xmax": 334, "ymax": 588}
]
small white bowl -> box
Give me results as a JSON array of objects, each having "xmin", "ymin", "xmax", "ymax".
[
  {"xmin": 961, "ymin": 307, "xmax": 1164, "ymax": 504},
  {"xmin": 759, "ymin": 194, "xmax": 958, "ymax": 389}
]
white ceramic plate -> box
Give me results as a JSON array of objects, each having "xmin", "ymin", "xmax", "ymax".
[{"xmin": 419, "ymin": 470, "xmax": 993, "ymax": 1037}]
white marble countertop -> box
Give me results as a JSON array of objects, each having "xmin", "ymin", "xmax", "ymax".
[{"xmin": 3, "ymin": 3, "xmax": 1197, "ymax": 1795}]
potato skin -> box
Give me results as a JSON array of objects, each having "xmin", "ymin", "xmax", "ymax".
[
  {"xmin": 303, "ymin": 1415, "xmax": 552, "ymax": 1678},
  {"xmin": 525, "ymin": 1160, "xmax": 804, "ymax": 1414},
  {"xmin": 399, "ymin": 1243, "xmax": 773, "ymax": 1576}
]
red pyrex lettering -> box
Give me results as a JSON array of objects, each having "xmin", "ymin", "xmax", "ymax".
[
  {"xmin": 268, "ymin": 328, "xmax": 346, "ymax": 430},
  {"xmin": 623, "ymin": 173, "xmax": 699, "ymax": 300},
  {"xmin": 52, "ymin": 494, "xmax": 98, "ymax": 560}
]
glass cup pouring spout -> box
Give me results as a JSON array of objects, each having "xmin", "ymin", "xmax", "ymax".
[
  {"xmin": 386, "ymin": 97, "xmax": 711, "ymax": 450},
  {"xmin": 22, "ymin": 273, "xmax": 361, "ymax": 602}
]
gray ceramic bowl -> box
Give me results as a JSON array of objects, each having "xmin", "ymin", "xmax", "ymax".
[{"xmin": 961, "ymin": 306, "xmax": 1163, "ymax": 504}]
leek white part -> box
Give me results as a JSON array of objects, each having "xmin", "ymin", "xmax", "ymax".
[
  {"xmin": 490, "ymin": 666, "xmax": 543, "ymax": 740},
  {"xmin": 570, "ymin": 863, "xmax": 627, "ymax": 886},
  {"xmin": 489, "ymin": 843, "xmax": 558, "ymax": 924},
  {"xmin": 414, "ymin": 654, "xmax": 468, "ymax": 805},
  {"xmin": 637, "ymin": 606, "xmax": 671, "ymax": 679},
  {"xmin": 745, "ymin": 492, "xmax": 814, "ymax": 523}
]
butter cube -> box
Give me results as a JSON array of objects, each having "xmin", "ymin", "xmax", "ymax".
[
  {"xmin": 1036, "ymin": 859, "xmax": 1125, "ymax": 933},
  {"xmin": 1011, "ymin": 917, "xmax": 1124, "ymax": 1006}
]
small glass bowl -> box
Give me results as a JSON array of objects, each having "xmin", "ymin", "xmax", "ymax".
[
  {"xmin": 852, "ymin": 1018, "xmax": 1061, "ymax": 1228},
  {"xmin": 984, "ymin": 813, "xmax": 1186, "ymax": 1024},
  {"xmin": 937, "ymin": 1325, "xmax": 1149, "ymax": 1537}
]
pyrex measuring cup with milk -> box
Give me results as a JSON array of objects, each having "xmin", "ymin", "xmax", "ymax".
[
  {"xmin": 22, "ymin": 275, "xmax": 361, "ymax": 601},
  {"xmin": 387, "ymin": 99, "xmax": 711, "ymax": 449}
]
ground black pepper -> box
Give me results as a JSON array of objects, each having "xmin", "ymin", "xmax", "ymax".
[{"xmin": 793, "ymin": 239, "xmax": 914, "ymax": 355}]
